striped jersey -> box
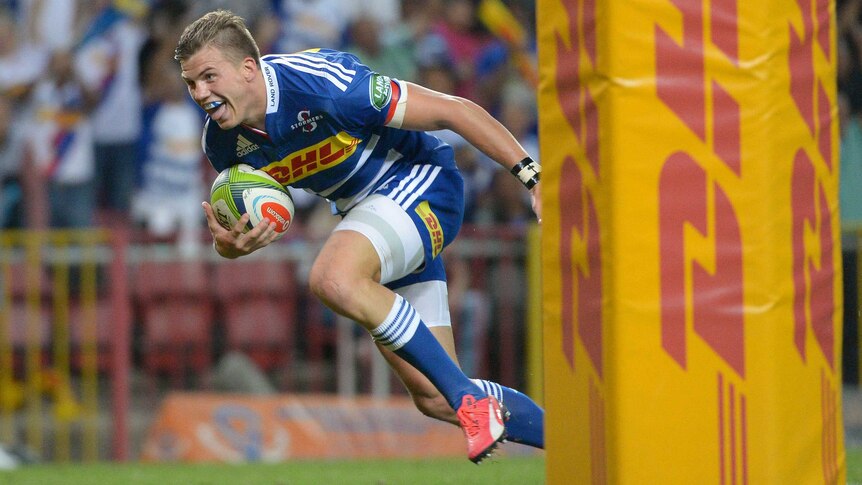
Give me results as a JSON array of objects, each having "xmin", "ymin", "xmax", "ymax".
[{"xmin": 202, "ymin": 49, "xmax": 455, "ymax": 214}]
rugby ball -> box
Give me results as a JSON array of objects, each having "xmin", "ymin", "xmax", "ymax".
[{"xmin": 210, "ymin": 164, "xmax": 294, "ymax": 239}]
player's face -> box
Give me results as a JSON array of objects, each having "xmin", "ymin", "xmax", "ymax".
[{"xmin": 180, "ymin": 45, "xmax": 257, "ymax": 130}]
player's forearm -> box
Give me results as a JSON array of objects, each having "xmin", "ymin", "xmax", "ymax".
[
  {"xmin": 445, "ymin": 97, "xmax": 531, "ymax": 173},
  {"xmin": 443, "ymin": 97, "xmax": 541, "ymax": 193},
  {"xmin": 400, "ymin": 82, "xmax": 529, "ymax": 171}
]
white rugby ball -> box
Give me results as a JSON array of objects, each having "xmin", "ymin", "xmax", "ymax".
[{"xmin": 210, "ymin": 164, "xmax": 295, "ymax": 240}]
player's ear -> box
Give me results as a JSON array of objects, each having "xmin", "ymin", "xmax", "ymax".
[{"xmin": 242, "ymin": 57, "xmax": 258, "ymax": 82}]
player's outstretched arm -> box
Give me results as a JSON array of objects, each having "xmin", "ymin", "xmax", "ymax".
[
  {"xmin": 397, "ymin": 82, "xmax": 541, "ymax": 221},
  {"xmin": 202, "ymin": 201, "xmax": 278, "ymax": 258}
]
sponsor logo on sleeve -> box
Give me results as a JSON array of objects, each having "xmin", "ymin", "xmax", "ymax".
[{"xmin": 369, "ymin": 74, "xmax": 392, "ymax": 111}]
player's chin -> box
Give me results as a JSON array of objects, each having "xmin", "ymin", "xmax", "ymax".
[{"xmin": 213, "ymin": 117, "xmax": 240, "ymax": 130}]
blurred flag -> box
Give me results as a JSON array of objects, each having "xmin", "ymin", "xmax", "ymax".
[{"xmin": 477, "ymin": 0, "xmax": 538, "ymax": 87}]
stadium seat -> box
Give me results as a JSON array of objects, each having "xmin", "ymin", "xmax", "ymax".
[
  {"xmin": 2, "ymin": 260, "xmax": 51, "ymax": 302},
  {"xmin": 133, "ymin": 259, "xmax": 214, "ymax": 388},
  {"xmin": 211, "ymin": 258, "xmax": 297, "ymax": 385},
  {"xmin": 302, "ymin": 294, "xmax": 339, "ymax": 392},
  {"xmin": 3, "ymin": 302, "xmax": 51, "ymax": 375},
  {"xmin": 68, "ymin": 298, "xmax": 114, "ymax": 372}
]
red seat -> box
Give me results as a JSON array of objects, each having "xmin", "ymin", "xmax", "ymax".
[
  {"xmin": 302, "ymin": 295, "xmax": 338, "ymax": 392},
  {"xmin": 211, "ymin": 258, "xmax": 296, "ymax": 382},
  {"xmin": 0, "ymin": 302, "xmax": 51, "ymax": 377},
  {"xmin": 68, "ymin": 299, "xmax": 114, "ymax": 371},
  {"xmin": 2, "ymin": 260, "xmax": 51, "ymax": 302},
  {"xmin": 4, "ymin": 303, "xmax": 51, "ymax": 348},
  {"xmin": 133, "ymin": 260, "xmax": 213, "ymax": 388}
]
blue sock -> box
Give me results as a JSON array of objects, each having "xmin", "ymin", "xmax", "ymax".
[
  {"xmin": 371, "ymin": 295, "xmax": 483, "ymax": 410},
  {"xmin": 473, "ymin": 379, "xmax": 545, "ymax": 449}
]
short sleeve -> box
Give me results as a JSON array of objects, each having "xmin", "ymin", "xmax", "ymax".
[{"xmin": 333, "ymin": 69, "xmax": 403, "ymax": 131}]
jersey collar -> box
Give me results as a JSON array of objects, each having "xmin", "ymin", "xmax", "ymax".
[{"xmin": 261, "ymin": 59, "xmax": 279, "ymax": 115}]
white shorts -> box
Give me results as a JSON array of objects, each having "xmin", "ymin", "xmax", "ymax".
[{"xmin": 334, "ymin": 194, "xmax": 452, "ymax": 327}]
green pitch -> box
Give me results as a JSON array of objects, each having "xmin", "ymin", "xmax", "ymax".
[
  {"xmin": 849, "ymin": 447, "xmax": 862, "ymax": 485},
  {"xmin": 4, "ymin": 449, "xmax": 862, "ymax": 484},
  {"xmin": 0, "ymin": 456, "xmax": 545, "ymax": 485}
]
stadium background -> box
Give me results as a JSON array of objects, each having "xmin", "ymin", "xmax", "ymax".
[
  {"xmin": 2, "ymin": 0, "xmax": 862, "ymax": 483},
  {"xmin": 0, "ymin": 0, "xmax": 547, "ymax": 468}
]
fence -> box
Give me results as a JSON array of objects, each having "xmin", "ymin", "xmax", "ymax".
[
  {"xmin": 0, "ymin": 224, "xmax": 541, "ymax": 461},
  {"xmin": 0, "ymin": 229, "xmax": 131, "ymax": 462}
]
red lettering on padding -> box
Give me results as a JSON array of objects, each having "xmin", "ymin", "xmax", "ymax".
[
  {"xmin": 791, "ymin": 149, "xmax": 835, "ymax": 368},
  {"xmin": 656, "ymin": 1, "xmax": 706, "ymax": 140},
  {"xmin": 659, "ymin": 153, "xmax": 745, "ymax": 376}
]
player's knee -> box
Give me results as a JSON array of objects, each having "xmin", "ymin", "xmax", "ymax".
[{"xmin": 309, "ymin": 263, "xmax": 348, "ymax": 305}]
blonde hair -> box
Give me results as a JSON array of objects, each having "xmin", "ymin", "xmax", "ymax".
[{"xmin": 175, "ymin": 10, "xmax": 260, "ymax": 66}]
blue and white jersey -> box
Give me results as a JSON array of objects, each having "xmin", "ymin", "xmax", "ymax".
[{"xmin": 203, "ymin": 49, "xmax": 456, "ymax": 214}]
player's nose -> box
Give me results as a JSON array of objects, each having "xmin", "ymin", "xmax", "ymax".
[{"xmin": 191, "ymin": 83, "xmax": 210, "ymax": 103}]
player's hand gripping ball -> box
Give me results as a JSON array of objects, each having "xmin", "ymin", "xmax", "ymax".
[{"xmin": 210, "ymin": 164, "xmax": 295, "ymax": 240}]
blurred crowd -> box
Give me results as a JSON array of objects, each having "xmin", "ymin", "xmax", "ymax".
[
  {"xmin": 0, "ymin": 0, "xmax": 539, "ymax": 254},
  {"xmin": 840, "ymin": 0, "xmax": 862, "ymax": 230},
  {"xmin": 835, "ymin": 0, "xmax": 862, "ymax": 384}
]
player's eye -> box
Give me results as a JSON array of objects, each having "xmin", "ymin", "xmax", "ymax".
[{"xmin": 205, "ymin": 73, "xmax": 216, "ymax": 81}]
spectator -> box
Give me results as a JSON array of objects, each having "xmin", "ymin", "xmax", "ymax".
[
  {"xmin": 838, "ymin": 0, "xmax": 862, "ymax": 383},
  {"xmin": 140, "ymin": 1, "xmax": 190, "ymax": 104},
  {"xmin": 27, "ymin": 50, "xmax": 98, "ymax": 229},
  {"xmin": 275, "ymin": 0, "xmax": 354, "ymax": 52},
  {"xmin": 473, "ymin": 42, "xmax": 512, "ymax": 116},
  {"xmin": 20, "ymin": 0, "xmax": 79, "ymax": 54},
  {"xmin": 416, "ymin": 61, "xmax": 458, "ymax": 95},
  {"xmin": 350, "ymin": 0, "xmax": 401, "ymax": 29},
  {"xmin": 0, "ymin": 7, "xmax": 49, "ymax": 101},
  {"xmin": 134, "ymin": 51, "xmax": 205, "ymax": 255},
  {"xmin": 186, "ymin": 0, "xmax": 280, "ymax": 54},
  {"xmin": 841, "ymin": 92, "xmax": 862, "ymax": 227},
  {"xmin": 499, "ymin": 80, "xmax": 539, "ymax": 161},
  {"xmin": 444, "ymin": 249, "xmax": 490, "ymax": 378},
  {"xmin": 400, "ymin": 0, "xmax": 443, "ymax": 40},
  {"xmin": 344, "ymin": 15, "xmax": 417, "ymax": 82},
  {"xmin": 840, "ymin": 87, "xmax": 862, "ymax": 384},
  {"xmin": 420, "ymin": 0, "xmax": 499, "ymax": 102},
  {"xmin": 839, "ymin": 0, "xmax": 862, "ymax": 115},
  {"xmin": 74, "ymin": 0, "xmax": 147, "ymax": 225},
  {"xmin": 0, "ymin": 95, "xmax": 26, "ymax": 229},
  {"xmin": 476, "ymin": 168, "xmax": 533, "ymax": 227}
]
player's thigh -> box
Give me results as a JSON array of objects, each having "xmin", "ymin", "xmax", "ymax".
[
  {"xmin": 312, "ymin": 227, "xmax": 383, "ymax": 282},
  {"xmin": 331, "ymin": 193, "xmax": 425, "ymax": 285}
]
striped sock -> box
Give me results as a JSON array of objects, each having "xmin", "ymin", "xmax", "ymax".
[
  {"xmin": 371, "ymin": 294, "xmax": 483, "ymax": 410},
  {"xmin": 472, "ymin": 379, "xmax": 545, "ymax": 449}
]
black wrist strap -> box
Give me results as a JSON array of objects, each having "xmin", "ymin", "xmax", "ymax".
[{"xmin": 510, "ymin": 157, "xmax": 541, "ymax": 190}]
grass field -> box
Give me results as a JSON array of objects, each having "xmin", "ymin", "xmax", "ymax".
[
  {"xmin": 0, "ymin": 456, "xmax": 545, "ymax": 485},
  {"xmin": 1, "ymin": 449, "xmax": 861, "ymax": 484}
]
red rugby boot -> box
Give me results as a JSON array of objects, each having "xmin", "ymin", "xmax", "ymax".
[{"xmin": 457, "ymin": 394, "xmax": 506, "ymax": 464}]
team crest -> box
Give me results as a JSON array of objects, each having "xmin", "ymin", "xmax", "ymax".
[{"xmin": 291, "ymin": 110, "xmax": 323, "ymax": 133}]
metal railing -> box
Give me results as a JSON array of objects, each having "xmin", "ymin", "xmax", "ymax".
[
  {"xmin": 0, "ymin": 224, "xmax": 540, "ymax": 461},
  {"xmin": 0, "ymin": 229, "xmax": 131, "ymax": 462}
]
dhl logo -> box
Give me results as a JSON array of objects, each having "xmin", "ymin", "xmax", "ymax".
[
  {"xmin": 262, "ymin": 132, "xmax": 360, "ymax": 184},
  {"xmin": 415, "ymin": 201, "xmax": 443, "ymax": 258}
]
